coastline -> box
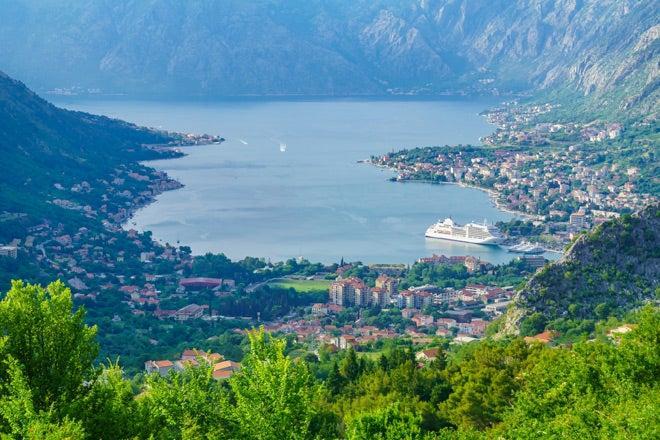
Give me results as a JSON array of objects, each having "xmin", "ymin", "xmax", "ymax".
[
  {"xmin": 368, "ymin": 160, "xmax": 539, "ymax": 221},
  {"xmin": 119, "ymin": 140, "xmax": 222, "ymax": 232},
  {"xmin": 366, "ymin": 160, "xmax": 563, "ymax": 255}
]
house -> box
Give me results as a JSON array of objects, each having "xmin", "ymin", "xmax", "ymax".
[
  {"xmin": 311, "ymin": 303, "xmax": 328, "ymax": 316},
  {"xmin": 415, "ymin": 348, "xmax": 440, "ymax": 362},
  {"xmin": 173, "ymin": 304, "xmax": 206, "ymax": 321},
  {"xmin": 411, "ymin": 314, "xmax": 434, "ymax": 327},
  {"xmin": 458, "ymin": 319, "xmax": 487, "ymax": 337},
  {"xmin": 144, "ymin": 360, "xmax": 174, "ymax": 376},
  {"xmin": 435, "ymin": 328, "xmax": 451, "ymax": 337},
  {"xmin": 453, "ymin": 335, "xmax": 478, "ymax": 344},
  {"xmin": 212, "ymin": 369, "xmax": 234, "ymax": 380},
  {"xmin": 0, "ymin": 246, "xmax": 18, "ymax": 259},
  {"xmin": 339, "ymin": 335, "xmax": 357, "ymax": 349},
  {"xmin": 484, "ymin": 300, "xmax": 511, "ymax": 316},
  {"xmin": 436, "ymin": 318, "xmax": 457, "ymax": 328},
  {"xmin": 401, "ymin": 308, "xmax": 419, "ymax": 319},
  {"xmin": 607, "ymin": 324, "xmax": 637, "ymax": 340},
  {"xmin": 214, "ymin": 360, "xmax": 241, "ymax": 373},
  {"xmin": 327, "ymin": 304, "xmax": 344, "ymax": 314},
  {"xmin": 181, "ymin": 349, "xmax": 222, "ymax": 362}
]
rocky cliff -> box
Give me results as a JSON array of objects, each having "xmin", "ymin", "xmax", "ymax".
[{"xmin": 503, "ymin": 204, "xmax": 659, "ymax": 335}]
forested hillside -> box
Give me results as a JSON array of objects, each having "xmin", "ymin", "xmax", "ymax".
[
  {"xmin": 509, "ymin": 204, "xmax": 659, "ymax": 337},
  {"xmin": 0, "ymin": 71, "xmax": 177, "ymax": 240}
]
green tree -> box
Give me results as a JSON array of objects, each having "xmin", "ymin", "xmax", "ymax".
[
  {"xmin": 441, "ymin": 339, "xmax": 537, "ymax": 429},
  {"xmin": 340, "ymin": 348, "xmax": 361, "ymax": 382},
  {"xmin": 519, "ymin": 312, "xmax": 546, "ymax": 336},
  {"xmin": 69, "ymin": 362, "xmax": 137, "ymax": 440},
  {"xmin": 230, "ymin": 328, "xmax": 319, "ymax": 439},
  {"xmin": 345, "ymin": 404, "xmax": 424, "ymax": 440},
  {"xmin": 0, "ymin": 356, "xmax": 85, "ymax": 439},
  {"xmin": 137, "ymin": 363, "xmax": 235, "ymax": 439},
  {"xmin": 0, "ymin": 280, "xmax": 98, "ymax": 412}
]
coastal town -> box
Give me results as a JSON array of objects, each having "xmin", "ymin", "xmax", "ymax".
[
  {"xmin": 1, "ymin": 166, "xmax": 548, "ymax": 372},
  {"xmin": 370, "ymin": 105, "xmax": 658, "ymax": 249},
  {"xmin": 0, "ymin": 101, "xmax": 655, "ymax": 373}
]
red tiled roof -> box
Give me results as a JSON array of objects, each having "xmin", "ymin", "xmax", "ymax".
[{"xmin": 154, "ymin": 360, "xmax": 173, "ymax": 368}]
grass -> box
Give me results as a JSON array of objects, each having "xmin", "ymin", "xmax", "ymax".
[{"xmin": 267, "ymin": 278, "xmax": 332, "ymax": 293}]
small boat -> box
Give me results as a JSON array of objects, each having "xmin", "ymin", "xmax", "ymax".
[
  {"xmin": 279, "ymin": 142, "xmax": 287, "ymax": 152},
  {"xmin": 507, "ymin": 242, "xmax": 545, "ymax": 254}
]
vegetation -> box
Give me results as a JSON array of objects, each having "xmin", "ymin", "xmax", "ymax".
[
  {"xmin": 515, "ymin": 204, "xmax": 659, "ymax": 332},
  {"xmin": 0, "ymin": 279, "xmax": 657, "ymax": 439},
  {"xmin": 266, "ymin": 278, "xmax": 332, "ymax": 293}
]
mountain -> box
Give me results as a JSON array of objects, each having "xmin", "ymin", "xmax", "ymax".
[
  {"xmin": 503, "ymin": 204, "xmax": 659, "ymax": 335},
  {"xmin": 1, "ymin": 0, "xmax": 658, "ymax": 114},
  {"xmin": 0, "ymin": 70, "xmax": 176, "ymax": 239}
]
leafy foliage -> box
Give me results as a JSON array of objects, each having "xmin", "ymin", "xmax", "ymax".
[{"xmin": 0, "ymin": 280, "xmax": 657, "ymax": 439}]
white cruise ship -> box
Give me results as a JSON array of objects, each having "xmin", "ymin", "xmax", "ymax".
[{"xmin": 425, "ymin": 218, "xmax": 503, "ymax": 245}]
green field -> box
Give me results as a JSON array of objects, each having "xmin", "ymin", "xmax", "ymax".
[{"xmin": 267, "ymin": 278, "xmax": 332, "ymax": 292}]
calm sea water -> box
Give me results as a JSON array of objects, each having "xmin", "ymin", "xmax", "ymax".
[{"xmin": 55, "ymin": 97, "xmax": 531, "ymax": 265}]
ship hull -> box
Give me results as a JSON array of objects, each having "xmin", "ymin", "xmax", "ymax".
[{"xmin": 425, "ymin": 233, "xmax": 502, "ymax": 245}]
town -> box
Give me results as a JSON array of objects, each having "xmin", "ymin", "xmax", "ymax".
[{"xmin": 370, "ymin": 107, "xmax": 657, "ymax": 249}]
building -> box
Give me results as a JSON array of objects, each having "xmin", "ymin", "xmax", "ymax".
[
  {"xmin": 458, "ymin": 319, "xmax": 488, "ymax": 337},
  {"xmin": 464, "ymin": 256, "xmax": 488, "ymax": 273},
  {"xmin": 484, "ymin": 300, "xmax": 511, "ymax": 316},
  {"xmin": 144, "ymin": 360, "xmax": 174, "ymax": 376},
  {"xmin": 375, "ymin": 274, "xmax": 398, "ymax": 296},
  {"xmin": 411, "ymin": 314, "xmax": 434, "ymax": 327},
  {"xmin": 173, "ymin": 304, "xmax": 206, "ymax": 321},
  {"xmin": 401, "ymin": 308, "xmax": 419, "ymax": 319},
  {"xmin": 329, "ymin": 277, "xmax": 370, "ymax": 307},
  {"xmin": 339, "ymin": 335, "xmax": 357, "ymax": 349},
  {"xmin": 0, "ymin": 245, "xmax": 18, "ymax": 259},
  {"xmin": 416, "ymin": 348, "xmax": 440, "ymax": 362},
  {"xmin": 213, "ymin": 360, "xmax": 241, "ymax": 380},
  {"xmin": 417, "ymin": 254, "xmax": 467, "ymax": 265},
  {"xmin": 444, "ymin": 309, "xmax": 472, "ymax": 323},
  {"xmin": 398, "ymin": 290, "xmax": 432, "ymax": 309},
  {"xmin": 140, "ymin": 251, "xmax": 156, "ymax": 262},
  {"xmin": 569, "ymin": 209, "xmax": 587, "ymax": 229},
  {"xmin": 517, "ymin": 255, "xmax": 547, "ymax": 269},
  {"xmin": 181, "ymin": 349, "xmax": 222, "ymax": 362},
  {"xmin": 311, "ymin": 303, "xmax": 328, "ymax": 316},
  {"xmin": 179, "ymin": 277, "xmax": 223, "ymax": 290},
  {"xmin": 370, "ymin": 287, "xmax": 390, "ymax": 308}
]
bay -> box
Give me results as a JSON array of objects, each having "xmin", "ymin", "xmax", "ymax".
[{"xmin": 55, "ymin": 97, "xmax": 532, "ymax": 265}]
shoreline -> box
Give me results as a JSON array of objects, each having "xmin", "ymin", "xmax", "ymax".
[
  {"xmin": 368, "ymin": 161, "xmax": 563, "ymax": 255},
  {"xmin": 368, "ymin": 160, "xmax": 540, "ymax": 222}
]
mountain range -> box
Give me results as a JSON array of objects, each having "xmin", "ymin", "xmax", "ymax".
[{"xmin": 1, "ymin": 0, "xmax": 658, "ymax": 114}]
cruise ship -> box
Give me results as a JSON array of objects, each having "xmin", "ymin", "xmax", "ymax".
[{"xmin": 425, "ymin": 218, "xmax": 503, "ymax": 245}]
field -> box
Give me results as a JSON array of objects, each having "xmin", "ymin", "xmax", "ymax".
[{"xmin": 267, "ymin": 278, "xmax": 332, "ymax": 293}]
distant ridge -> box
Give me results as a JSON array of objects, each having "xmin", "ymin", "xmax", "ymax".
[{"xmin": 0, "ymin": 1, "xmax": 657, "ymax": 114}]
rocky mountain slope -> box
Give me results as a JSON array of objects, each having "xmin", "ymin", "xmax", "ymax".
[
  {"xmin": 1, "ymin": 0, "xmax": 657, "ymax": 113},
  {"xmin": 504, "ymin": 204, "xmax": 659, "ymax": 334}
]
